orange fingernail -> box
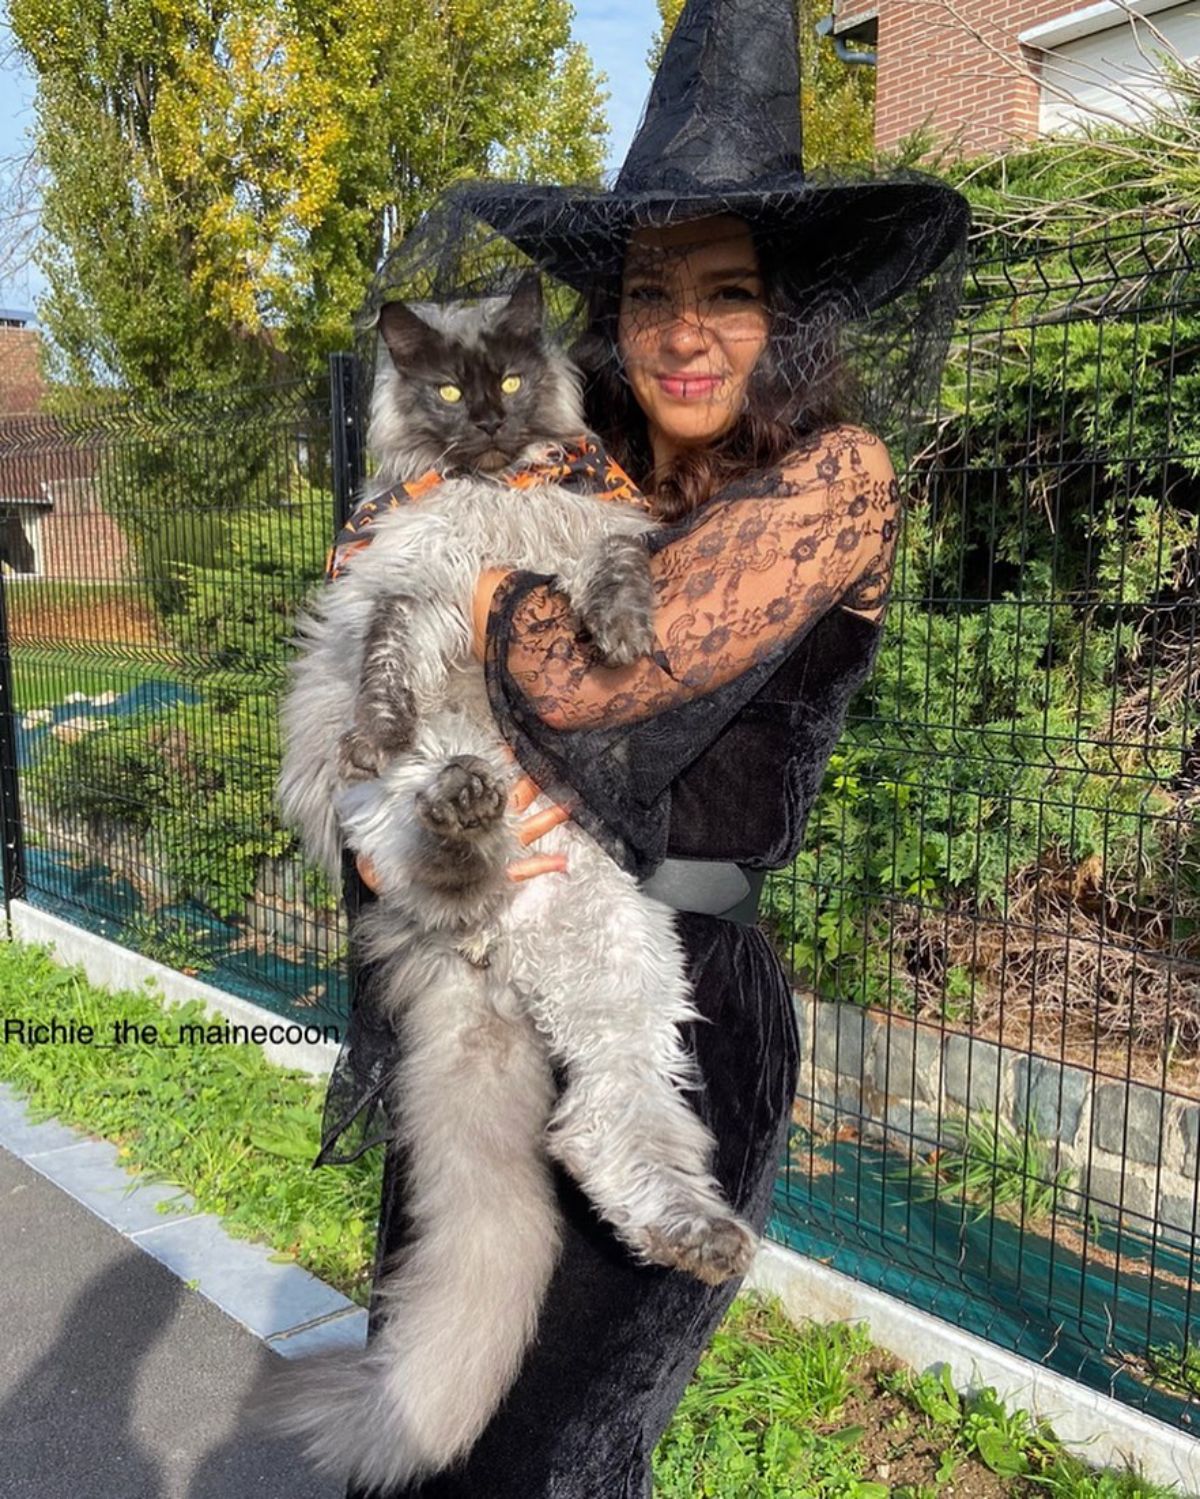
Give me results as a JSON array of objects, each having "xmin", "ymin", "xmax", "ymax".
[
  {"xmin": 509, "ymin": 774, "xmax": 538, "ymax": 813},
  {"xmin": 506, "ymin": 854, "xmax": 568, "ymax": 882},
  {"xmin": 516, "ymin": 803, "xmax": 572, "ymax": 846}
]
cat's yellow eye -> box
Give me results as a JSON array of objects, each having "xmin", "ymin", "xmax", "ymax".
[
  {"xmin": 438, "ymin": 384, "xmax": 462, "ymax": 403},
  {"xmin": 500, "ymin": 374, "xmax": 522, "ymax": 395}
]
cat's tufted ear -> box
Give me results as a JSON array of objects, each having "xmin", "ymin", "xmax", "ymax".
[
  {"xmin": 377, "ymin": 299, "xmax": 437, "ymax": 369},
  {"xmin": 497, "ymin": 273, "xmax": 544, "ymax": 339}
]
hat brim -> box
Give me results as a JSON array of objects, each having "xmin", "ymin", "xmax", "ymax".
[{"xmin": 457, "ymin": 179, "xmax": 970, "ymax": 317}]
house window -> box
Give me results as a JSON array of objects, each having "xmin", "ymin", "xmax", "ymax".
[
  {"xmin": 1022, "ymin": 1, "xmax": 1200, "ymax": 135},
  {"xmin": 0, "ymin": 506, "xmax": 44, "ymax": 576}
]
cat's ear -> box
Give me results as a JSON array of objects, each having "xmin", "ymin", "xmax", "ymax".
[
  {"xmin": 497, "ymin": 273, "xmax": 544, "ymax": 339},
  {"xmin": 377, "ymin": 300, "xmax": 435, "ymax": 369}
]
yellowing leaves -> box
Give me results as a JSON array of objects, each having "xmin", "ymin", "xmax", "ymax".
[{"xmin": 14, "ymin": 0, "xmax": 608, "ymax": 392}]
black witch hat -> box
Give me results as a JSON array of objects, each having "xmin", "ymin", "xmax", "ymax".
[{"xmin": 457, "ymin": 0, "xmax": 970, "ymax": 316}]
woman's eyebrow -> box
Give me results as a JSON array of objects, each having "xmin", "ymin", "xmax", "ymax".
[{"xmin": 697, "ymin": 266, "xmax": 763, "ymax": 283}]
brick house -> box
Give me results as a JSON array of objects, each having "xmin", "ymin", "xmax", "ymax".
[
  {"xmin": 829, "ymin": 0, "xmax": 1200, "ymax": 155},
  {"xmin": 0, "ymin": 311, "xmax": 131, "ymax": 584}
]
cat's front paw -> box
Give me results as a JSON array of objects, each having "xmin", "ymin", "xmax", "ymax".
[
  {"xmin": 416, "ymin": 755, "xmax": 506, "ymax": 839},
  {"xmin": 576, "ymin": 538, "xmax": 655, "ymax": 666},
  {"xmin": 336, "ymin": 718, "xmax": 414, "ymax": 782}
]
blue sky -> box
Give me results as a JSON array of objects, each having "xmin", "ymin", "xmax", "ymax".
[{"xmin": 0, "ymin": 0, "xmax": 658, "ymax": 314}]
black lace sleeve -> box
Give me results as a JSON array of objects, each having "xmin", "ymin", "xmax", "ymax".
[
  {"xmin": 316, "ymin": 424, "xmax": 898, "ymax": 1164},
  {"xmin": 482, "ymin": 425, "xmax": 899, "ymax": 878},
  {"xmin": 313, "ymin": 856, "xmax": 398, "ymax": 1166}
]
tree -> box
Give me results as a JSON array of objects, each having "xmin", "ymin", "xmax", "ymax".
[
  {"xmin": 10, "ymin": 0, "xmax": 609, "ymax": 394},
  {"xmin": 648, "ymin": 0, "xmax": 874, "ymax": 168}
]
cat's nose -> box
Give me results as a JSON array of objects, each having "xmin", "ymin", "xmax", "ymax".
[{"xmin": 477, "ymin": 415, "xmax": 503, "ymax": 436}]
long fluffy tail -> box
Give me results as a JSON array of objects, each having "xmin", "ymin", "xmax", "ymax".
[{"xmin": 249, "ymin": 959, "xmax": 561, "ymax": 1490}]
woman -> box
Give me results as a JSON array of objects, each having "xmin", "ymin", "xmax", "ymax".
[{"xmin": 320, "ymin": 0, "xmax": 970, "ymax": 1492}]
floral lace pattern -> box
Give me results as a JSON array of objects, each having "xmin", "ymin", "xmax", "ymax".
[
  {"xmin": 320, "ymin": 424, "xmax": 899, "ymax": 1164},
  {"xmin": 482, "ymin": 423, "xmax": 899, "ymax": 881},
  {"xmin": 493, "ymin": 425, "xmax": 899, "ymax": 732}
]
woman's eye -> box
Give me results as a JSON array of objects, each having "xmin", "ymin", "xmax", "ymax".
[
  {"xmin": 626, "ymin": 286, "xmax": 665, "ymax": 303},
  {"xmin": 500, "ymin": 374, "xmax": 522, "ymax": 394},
  {"xmin": 438, "ymin": 384, "xmax": 462, "ymax": 403},
  {"xmin": 716, "ymin": 286, "xmax": 758, "ymax": 302}
]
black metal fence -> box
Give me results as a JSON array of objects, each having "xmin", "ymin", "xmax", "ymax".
[
  {"xmin": 0, "ymin": 368, "xmax": 361, "ymax": 1026},
  {"xmin": 769, "ymin": 216, "xmax": 1200, "ymax": 1429},
  {"xmin": 0, "ymin": 219, "xmax": 1196, "ymax": 1427}
]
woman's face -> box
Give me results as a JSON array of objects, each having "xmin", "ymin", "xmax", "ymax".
[{"xmin": 617, "ymin": 214, "xmax": 770, "ymax": 469}]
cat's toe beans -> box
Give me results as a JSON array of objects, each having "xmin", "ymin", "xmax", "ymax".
[{"xmin": 419, "ymin": 755, "xmax": 506, "ymax": 836}]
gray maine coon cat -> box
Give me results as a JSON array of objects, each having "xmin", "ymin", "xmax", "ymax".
[{"xmin": 259, "ymin": 275, "xmax": 756, "ymax": 1491}]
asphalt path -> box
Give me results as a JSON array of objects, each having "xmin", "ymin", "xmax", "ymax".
[{"xmin": 0, "ymin": 1146, "xmax": 344, "ymax": 1499}]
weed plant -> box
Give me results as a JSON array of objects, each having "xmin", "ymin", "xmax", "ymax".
[{"xmin": 911, "ymin": 1111, "xmax": 1076, "ymax": 1226}]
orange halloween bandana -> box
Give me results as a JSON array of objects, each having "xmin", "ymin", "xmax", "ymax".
[{"xmin": 325, "ymin": 435, "xmax": 647, "ymax": 583}]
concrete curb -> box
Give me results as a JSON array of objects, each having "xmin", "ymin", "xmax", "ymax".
[
  {"xmin": 746, "ymin": 1238, "xmax": 1200, "ymax": 1495},
  {"xmin": 0, "ymin": 1080, "xmax": 367, "ymax": 1362},
  {"xmin": 7, "ymin": 899, "xmax": 342, "ymax": 1080}
]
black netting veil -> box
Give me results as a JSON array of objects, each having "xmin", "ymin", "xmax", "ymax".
[
  {"xmin": 355, "ymin": 171, "xmax": 969, "ymax": 473},
  {"xmin": 319, "ymin": 0, "xmax": 971, "ymax": 1166}
]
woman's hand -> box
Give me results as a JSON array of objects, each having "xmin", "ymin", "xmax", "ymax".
[
  {"xmin": 354, "ymin": 764, "xmax": 569, "ymax": 894},
  {"xmin": 507, "ymin": 770, "xmax": 570, "ymax": 880},
  {"xmin": 471, "ymin": 568, "xmax": 513, "ymax": 663}
]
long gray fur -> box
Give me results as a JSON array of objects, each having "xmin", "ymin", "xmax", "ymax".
[{"xmin": 256, "ymin": 282, "xmax": 757, "ymax": 1492}]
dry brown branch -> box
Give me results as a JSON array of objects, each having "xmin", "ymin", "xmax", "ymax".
[{"xmin": 0, "ymin": 146, "xmax": 44, "ymax": 288}]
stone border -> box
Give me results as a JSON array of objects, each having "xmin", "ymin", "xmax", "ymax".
[
  {"xmin": 795, "ymin": 993, "xmax": 1200, "ymax": 1247},
  {"xmin": 747, "ymin": 1239, "xmax": 1200, "ymax": 1494},
  {"xmin": 0, "ymin": 1080, "xmax": 366, "ymax": 1360},
  {"xmin": 7, "ymin": 898, "xmax": 341, "ymax": 1079}
]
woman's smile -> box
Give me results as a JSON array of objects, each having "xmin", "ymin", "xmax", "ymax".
[{"xmin": 655, "ymin": 372, "xmax": 725, "ymax": 400}]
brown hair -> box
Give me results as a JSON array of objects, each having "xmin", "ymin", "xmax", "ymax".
[{"xmin": 569, "ymin": 222, "xmax": 858, "ymax": 523}]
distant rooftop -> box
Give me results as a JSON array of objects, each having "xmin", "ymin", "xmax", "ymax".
[{"xmin": 0, "ymin": 309, "xmax": 36, "ymax": 329}]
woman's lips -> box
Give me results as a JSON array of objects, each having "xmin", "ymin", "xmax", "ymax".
[{"xmin": 656, "ymin": 374, "xmax": 723, "ymax": 400}]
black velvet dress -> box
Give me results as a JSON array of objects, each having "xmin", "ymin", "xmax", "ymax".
[{"xmin": 319, "ymin": 430, "xmax": 898, "ymax": 1497}]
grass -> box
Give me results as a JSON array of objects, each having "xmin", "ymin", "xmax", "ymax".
[
  {"xmin": 11, "ymin": 653, "xmax": 180, "ymax": 711},
  {"xmin": 0, "ymin": 936, "xmax": 1188, "ymax": 1496},
  {"xmin": 652, "ymin": 1297, "xmax": 1177, "ymax": 1497},
  {"xmin": 0, "ymin": 938, "xmax": 380, "ymax": 1300}
]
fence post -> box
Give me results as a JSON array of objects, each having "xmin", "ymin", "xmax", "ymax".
[
  {"xmin": 327, "ymin": 352, "xmax": 371, "ymax": 988},
  {"xmin": 330, "ymin": 351, "xmax": 365, "ymax": 532},
  {"xmin": 0, "ymin": 563, "xmax": 26, "ymax": 916}
]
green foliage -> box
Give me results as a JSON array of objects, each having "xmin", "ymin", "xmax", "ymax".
[
  {"xmin": 28, "ymin": 690, "xmax": 292, "ymax": 919},
  {"xmin": 29, "ymin": 462, "xmax": 333, "ymax": 916},
  {"xmin": 762, "ymin": 93, "xmax": 1200, "ymax": 1018},
  {"xmin": 653, "ymin": 1304, "xmax": 887, "ymax": 1497},
  {"xmin": 882, "ymin": 1363, "xmax": 961, "ymax": 1430},
  {"xmin": 124, "ymin": 913, "xmax": 216, "ymax": 973},
  {"xmin": 911, "ymin": 1112, "xmax": 1077, "ymax": 1227},
  {"xmin": 1145, "ymin": 1340, "xmax": 1200, "ymax": 1403},
  {"xmin": 11, "ymin": 0, "xmax": 609, "ymax": 394},
  {"xmin": 168, "ymin": 484, "xmax": 331, "ymax": 697}
]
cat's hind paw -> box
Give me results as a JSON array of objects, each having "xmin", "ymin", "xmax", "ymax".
[{"xmin": 633, "ymin": 1210, "xmax": 758, "ymax": 1286}]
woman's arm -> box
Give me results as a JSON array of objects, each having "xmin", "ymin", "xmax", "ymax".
[{"xmin": 478, "ymin": 425, "xmax": 899, "ymax": 731}]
